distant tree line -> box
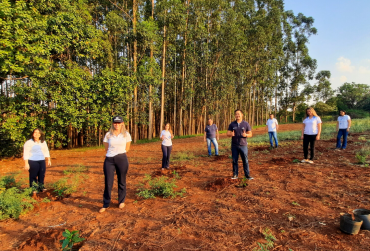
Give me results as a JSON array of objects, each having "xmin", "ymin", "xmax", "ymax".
[{"xmin": 0, "ymin": 0, "xmax": 347, "ymax": 157}]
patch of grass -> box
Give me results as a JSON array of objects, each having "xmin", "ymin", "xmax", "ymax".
[
  {"xmin": 359, "ymin": 136, "xmax": 367, "ymax": 141},
  {"xmin": 136, "ymin": 174, "xmax": 186, "ymax": 199},
  {"xmin": 356, "ymin": 146, "xmax": 370, "ymax": 164},
  {"xmin": 63, "ymin": 165, "xmax": 89, "ymax": 175},
  {"xmin": 73, "ymin": 145, "xmax": 104, "ymax": 152},
  {"xmin": 0, "ymin": 175, "xmax": 17, "ymax": 190},
  {"xmin": 254, "ymin": 228, "xmax": 276, "ymax": 251},
  {"xmin": 52, "ymin": 174, "xmax": 87, "ymax": 198},
  {"xmin": 172, "ymin": 151, "xmax": 195, "ymax": 161}
]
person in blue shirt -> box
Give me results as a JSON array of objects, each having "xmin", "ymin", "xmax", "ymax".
[
  {"xmin": 227, "ymin": 109, "xmax": 253, "ymax": 180},
  {"xmin": 204, "ymin": 118, "xmax": 219, "ymax": 157}
]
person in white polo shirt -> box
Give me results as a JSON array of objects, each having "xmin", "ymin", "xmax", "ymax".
[
  {"xmin": 301, "ymin": 107, "xmax": 322, "ymax": 164},
  {"xmin": 266, "ymin": 114, "xmax": 279, "ymax": 148},
  {"xmin": 160, "ymin": 122, "xmax": 174, "ymax": 170},
  {"xmin": 100, "ymin": 116, "xmax": 132, "ymax": 213},
  {"xmin": 336, "ymin": 110, "xmax": 351, "ymax": 150},
  {"xmin": 23, "ymin": 128, "xmax": 51, "ymax": 191}
]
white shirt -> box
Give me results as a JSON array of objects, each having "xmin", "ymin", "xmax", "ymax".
[
  {"xmin": 103, "ymin": 131, "xmax": 132, "ymax": 157},
  {"xmin": 160, "ymin": 130, "xmax": 172, "ymax": 146},
  {"xmin": 23, "ymin": 139, "xmax": 50, "ymax": 161},
  {"xmin": 338, "ymin": 115, "xmax": 351, "ymax": 129},
  {"xmin": 303, "ymin": 116, "xmax": 322, "ymax": 135},
  {"xmin": 266, "ymin": 118, "xmax": 278, "ymax": 132}
]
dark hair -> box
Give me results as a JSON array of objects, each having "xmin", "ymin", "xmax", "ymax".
[
  {"xmin": 269, "ymin": 114, "xmax": 274, "ymax": 116},
  {"xmin": 30, "ymin": 128, "xmax": 45, "ymax": 143},
  {"xmin": 163, "ymin": 122, "xmax": 173, "ymax": 135},
  {"xmin": 234, "ymin": 109, "xmax": 243, "ymax": 114},
  {"xmin": 339, "ymin": 110, "xmax": 346, "ymax": 114}
]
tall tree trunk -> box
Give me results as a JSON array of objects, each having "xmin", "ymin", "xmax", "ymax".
[
  {"xmin": 133, "ymin": 0, "xmax": 138, "ymax": 143},
  {"xmin": 148, "ymin": 0, "xmax": 155, "ymax": 140},
  {"xmin": 160, "ymin": 25, "xmax": 167, "ymax": 131}
]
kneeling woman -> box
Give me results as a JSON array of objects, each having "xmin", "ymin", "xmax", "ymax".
[
  {"xmin": 100, "ymin": 116, "xmax": 131, "ymax": 213},
  {"xmin": 23, "ymin": 128, "xmax": 51, "ymax": 191}
]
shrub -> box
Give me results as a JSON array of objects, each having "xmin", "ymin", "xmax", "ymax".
[
  {"xmin": 60, "ymin": 229, "xmax": 85, "ymax": 251},
  {"xmin": 0, "ymin": 175, "xmax": 17, "ymax": 189},
  {"xmin": 0, "ymin": 187, "xmax": 36, "ymax": 220},
  {"xmin": 136, "ymin": 174, "xmax": 186, "ymax": 199},
  {"xmin": 52, "ymin": 174, "xmax": 85, "ymax": 198}
]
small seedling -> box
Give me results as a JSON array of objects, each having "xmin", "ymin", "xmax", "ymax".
[
  {"xmin": 238, "ymin": 177, "xmax": 248, "ymax": 188},
  {"xmin": 133, "ymin": 200, "xmax": 138, "ymax": 204},
  {"xmin": 172, "ymin": 170, "xmax": 181, "ymax": 179},
  {"xmin": 253, "ymin": 228, "xmax": 276, "ymax": 251},
  {"xmin": 292, "ymin": 159, "xmax": 300, "ymax": 163},
  {"xmin": 60, "ymin": 229, "xmax": 85, "ymax": 251},
  {"xmin": 292, "ymin": 201, "xmax": 300, "ymax": 206},
  {"xmin": 42, "ymin": 197, "xmax": 51, "ymax": 203}
]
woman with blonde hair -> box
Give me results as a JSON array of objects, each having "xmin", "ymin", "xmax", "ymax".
[
  {"xmin": 100, "ymin": 116, "xmax": 132, "ymax": 213},
  {"xmin": 301, "ymin": 107, "xmax": 322, "ymax": 163},
  {"xmin": 160, "ymin": 122, "xmax": 174, "ymax": 170}
]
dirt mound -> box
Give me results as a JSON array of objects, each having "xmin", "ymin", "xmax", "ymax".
[
  {"xmin": 271, "ymin": 157, "xmax": 296, "ymax": 165},
  {"xmin": 253, "ymin": 146, "xmax": 270, "ymax": 151},
  {"xmin": 213, "ymin": 155, "xmax": 229, "ymax": 161},
  {"xmin": 205, "ymin": 178, "xmax": 239, "ymax": 192}
]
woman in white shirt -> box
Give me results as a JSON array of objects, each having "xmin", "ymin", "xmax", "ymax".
[
  {"xmin": 301, "ymin": 107, "xmax": 322, "ymax": 164},
  {"xmin": 23, "ymin": 128, "xmax": 51, "ymax": 191},
  {"xmin": 100, "ymin": 116, "xmax": 132, "ymax": 213},
  {"xmin": 160, "ymin": 123, "xmax": 174, "ymax": 170}
]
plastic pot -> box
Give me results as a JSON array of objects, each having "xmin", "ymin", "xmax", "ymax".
[
  {"xmin": 340, "ymin": 213, "xmax": 363, "ymax": 234},
  {"xmin": 353, "ymin": 209, "xmax": 370, "ymax": 230}
]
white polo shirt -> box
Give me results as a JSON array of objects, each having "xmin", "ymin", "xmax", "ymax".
[
  {"xmin": 338, "ymin": 115, "xmax": 351, "ymax": 129},
  {"xmin": 303, "ymin": 116, "xmax": 322, "ymax": 135},
  {"xmin": 23, "ymin": 139, "xmax": 50, "ymax": 161},
  {"xmin": 160, "ymin": 130, "xmax": 172, "ymax": 146},
  {"xmin": 103, "ymin": 131, "xmax": 132, "ymax": 157},
  {"xmin": 266, "ymin": 118, "xmax": 278, "ymax": 132}
]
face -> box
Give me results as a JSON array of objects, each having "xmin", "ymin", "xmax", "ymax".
[
  {"xmin": 208, "ymin": 119, "xmax": 213, "ymax": 125},
  {"xmin": 113, "ymin": 122, "xmax": 123, "ymax": 130},
  {"xmin": 165, "ymin": 124, "xmax": 170, "ymax": 130},
  {"xmin": 307, "ymin": 109, "xmax": 313, "ymax": 116},
  {"xmin": 33, "ymin": 130, "xmax": 41, "ymax": 140},
  {"xmin": 269, "ymin": 115, "xmax": 274, "ymax": 119},
  {"xmin": 340, "ymin": 111, "xmax": 345, "ymax": 116},
  {"xmin": 235, "ymin": 111, "xmax": 243, "ymax": 120}
]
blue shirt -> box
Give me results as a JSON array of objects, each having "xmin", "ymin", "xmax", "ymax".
[
  {"xmin": 205, "ymin": 124, "xmax": 218, "ymax": 139},
  {"xmin": 228, "ymin": 120, "xmax": 252, "ymax": 146}
]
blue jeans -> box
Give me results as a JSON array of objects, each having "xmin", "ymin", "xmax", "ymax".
[
  {"xmin": 206, "ymin": 138, "xmax": 219, "ymax": 156},
  {"xmin": 231, "ymin": 145, "xmax": 250, "ymax": 177},
  {"xmin": 268, "ymin": 132, "xmax": 278, "ymax": 147},
  {"xmin": 336, "ymin": 129, "xmax": 348, "ymax": 149},
  {"xmin": 161, "ymin": 145, "xmax": 172, "ymax": 169}
]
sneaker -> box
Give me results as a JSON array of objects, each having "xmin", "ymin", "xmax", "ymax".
[
  {"xmin": 301, "ymin": 159, "xmax": 308, "ymax": 163},
  {"xmin": 208, "ymin": 155, "xmax": 211, "ymax": 157},
  {"xmin": 119, "ymin": 203, "xmax": 125, "ymax": 209},
  {"xmin": 307, "ymin": 160, "xmax": 314, "ymax": 164},
  {"xmin": 335, "ymin": 148, "xmax": 341, "ymax": 151},
  {"xmin": 341, "ymin": 148, "xmax": 346, "ymax": 151},
  {"xmin": 231, "ymin": 175, "xmax": 238, "ymax": 179},
  {"xmin": 246, "ymin": 176, "xmax": 254, "ymax": 180},
  {"xmin": 99, "ymin": 207, "xmax": 109, "ymax": 213}
]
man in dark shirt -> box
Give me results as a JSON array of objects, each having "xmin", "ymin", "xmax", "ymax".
[
  {"xmin": 227, "ymin": 109, "xmax": 253, "ymax": 180},
  {"xmin": 204, "ymin": 118, "xmax": 219, "ymax": 157}
]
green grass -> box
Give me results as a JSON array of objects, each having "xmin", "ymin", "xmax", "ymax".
[
  {"xmin": 73, "ymin": 145, "xmax": 104, "ymax": 152},
  {"xmin": 136, "ymin": 174, "xmax": 186, "ymax": 199},
  {"xmin": 172, "ymin": 151, "xmax": 196, "ymax": 161}
]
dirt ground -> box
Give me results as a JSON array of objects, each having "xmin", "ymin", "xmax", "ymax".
[{"xmin": 1, "ymin": 123, "xmax": 370, "ymax": 251}]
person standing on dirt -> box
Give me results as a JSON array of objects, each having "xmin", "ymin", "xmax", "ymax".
[
  {"xmin": 100, "ymin": 116, "xmax": 131, "ymax": 213},
  {"xmin": 336, "ymin": 110, "xmax": 351, "ymax": 150},
  {"xmin": 204, "ymin": 118, "xmax": 219, "ymax": 157},
  {"xmin": 160, "ymin": 123, "xmax": 174, "ymax": 170},
  {"xmin": 301, "ymin": 107, "xmax": 322, "ymax": 164},
  {"xmin": 265, "ymin": 114, "xmax": 279, "ymax": 149},
  {"xmin": 23, "ymin": 128, "xmax": 51, "ymax": 192},
  {"xmin": 227, "ymin": 109, "xmax": 253, "ymax": 180}
]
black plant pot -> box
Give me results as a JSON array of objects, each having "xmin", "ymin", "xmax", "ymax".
[
  {"xmin": 340, "ymin": 213, "xmax": 363, "ymax": 235},
  {"xmin": 353, "ymin": 209, "xmax": 370, "ymax": 230}
]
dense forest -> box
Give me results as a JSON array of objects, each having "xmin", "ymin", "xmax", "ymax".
[{"xmin": 0, "ymin": 0, "xmax": 369, "ymax": 156}]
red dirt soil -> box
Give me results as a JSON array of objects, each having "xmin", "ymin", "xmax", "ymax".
[{"xmin": 1, "ymin": 123, "xmax": 370, "ymax": 250}]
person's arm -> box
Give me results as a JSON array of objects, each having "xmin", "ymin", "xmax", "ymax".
[
  {"xmin": 160, "ymin": 131, "xmax": 165, "ymax": 141},
  {"xmin": 301, "ymin": 123, "xmax": 305, "ymax": 140},
  {"xmin": 316, "ymin": 123, "xmax": 322, "ymax": 140},
  {"xmin": 204, "ymin": 132, "xmax": 207, "ymax": 142},
  {"xmin": 227, "ymin": 130, "xmax": 234, "ymax": 137},
  {"xmin": 347, "ymin": 118, "xmax": 351, "ymax": 132},
  {"xmin": 336, "ymin": 121, "xmax": 339, "ymax": 132},
  {"xmin": 275, "ymin": 120, "xmax": 279, "ymax": 131},
  {"xmin": 266, "ymin": 125, "xmax": 268, "ymax": 132},
  {"xmin": 244, "ymin": 130, "xmax": 252, "ymax": 138},
  {"xmin": 42, "ymin": 142, "xmax": 51, "ymax": 166},
  {"xmin": 126, "ymin": 142, "xmax": 131, "ymax": 153},
  {"xmin": 216, "ymin": 130, "xmax": 219, "ymax": 140},
  {"xmin": 23, "ymin": 141, "xmax": 30, "ymax": 170},
  {"xmin": 103, "ymin": 142, "xmax": 109, "ymax": 152}
]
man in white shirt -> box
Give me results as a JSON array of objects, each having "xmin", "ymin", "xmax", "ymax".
[
  {"xmin": 266, "ymin": 114, "xmax": 279, "ymax": 148},
  {"xmin": 336, "ymin": 110, "xmax": 351, "ymax": 150}
]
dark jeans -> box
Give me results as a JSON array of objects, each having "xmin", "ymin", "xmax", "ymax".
[
  {"xmin": 231, "ymin": 145, "xmax": 250, "ymax": 177},
  {"xmin": 161, "ymin": 145, "xmax": 172, "ymax": 169},
  {"xmin": 28, "ymin": 160, "xmax": 46, "ymax": 189},
  {"xmin": 303, "ymin": 134, "xmax": 317, "ymax": 160},
  {"xmin": 336, "ymin": 129, "xmax": 348, "ymax": 149},
  {"xmin": 268, "ymin": 132, "xmax": 278, "ymax": 147},
  {"xmin": 103, "ymin": 153, "xmax": 129, "ymax": 208}
]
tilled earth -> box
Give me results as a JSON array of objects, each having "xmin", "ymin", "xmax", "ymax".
[{"xmin": 1, "ymin": 123, "xmax": 370, "ymax": 251}]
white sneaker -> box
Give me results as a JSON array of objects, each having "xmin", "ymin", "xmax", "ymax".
[
  {"xmin": 307, "ymin": 160, "xmax": 314, "ymax": 164},
  {"xmin": 301, "ymin": 159, "xmax": 308, "ymax": 163}
]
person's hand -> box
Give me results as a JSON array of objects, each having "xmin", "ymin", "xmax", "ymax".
[
  {"xmin": 48, "ymin": 160, "xmax": 51, "ymax": 166},
  {"xmin": 204, "ymin": 138, "xmax": 206, "ymax": 142},
  {"xmin": 316, "ymin": 135, "xmax": 320, "ymax": 140},
  {"xmin": 231, "ymin": 131, "xmax": 235, "ymax": 137},
  {"xmin": 300, "ymin": 135, "xmax": 304, "ymax": 140},
  {"xmin": 217, "ymin": 137, "xmax": 219, "ymax": 141},
  {"xmin": 24, "ymin": 163, "xmax": 30, "ymax": 170},
  {"xmin": 347, "ymin": 128, "xmax": 349, "ymax": 132},
  {"xmin": 171, "ymin": 134, "xmax": 174, "ymax": 139},
  {"xmin": 242, "ymin": 131, "xmax": 247, "ymax": 137}
]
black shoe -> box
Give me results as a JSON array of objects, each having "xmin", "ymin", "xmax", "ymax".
[
  {"xmin": 215, "ymin": 155, "xmax": 219, "ymax": 156},
  {"xmin": 208, "ymin": 155, "xmax": 211, "ymax": 157},
  {"xmin": 275, "ymin": 146, "xmax": 278, "ymax": 148},
  {"xmin": 231, "ymin": 175, "xmax": 238, "ymax": 179},
  {"xmin": 341, "ymin": 148, "xmax": 346, "ymax": 151},
  {"xmin": 246, "ymin": 176, "xmax": 254, "ymax": 180}
]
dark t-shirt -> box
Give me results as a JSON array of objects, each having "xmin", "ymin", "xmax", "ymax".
[
  {"xmin": 205, "ymin": 124, "xmax": 218, "ymax": 139},
  {"xmin": 228, "ymin": 120, "xmax": 252, "ymax": 146}
]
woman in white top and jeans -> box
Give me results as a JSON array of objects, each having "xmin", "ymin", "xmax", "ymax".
[
  {"xmin": 160, "ymin": 123, "xmax": 174, "ymax": 170},
  {"xmin": 23, "ymin": 128, "xmax": 51, "ymax": 191},
  {"xmin": 301, "ymin": 107, "xmax": 322, "ymax": 163},
  {"xmin": 100, "ymin": 116, "xmax": 132, "ymax": 213}
]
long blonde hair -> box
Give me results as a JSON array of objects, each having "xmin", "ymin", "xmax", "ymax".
[
  {"xmin": 108, "ymin": 122, "xmax": 127, "ymax": 138},
  {"xmin": 306, "ymin": 107, "xmax": 318, "ymax": 118},
  {"xmin": 163, "ymin": 123, "xmax": 173, "ymax": 136}
]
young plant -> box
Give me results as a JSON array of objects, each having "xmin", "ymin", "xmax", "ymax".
[
  {"xmin": 0, "ymin": 175, "xmax": 17, "ymax": 189},
  {"xmin": 60, "ymin": 229, "xmax": 85, "ymax": 251},
  {"xmin": 136, "ymin": 174, "xmax": 186, "ymax": 199},
  {"xmin": 292, "ymin": 159, "xmax": 300, "ymax": 163},
  {"xmin": 253, "ymin": 228, "xmax": 276, "ymax": 251},
  {"xmin": 292, "ymin": 201, "xmax": 300, "ymax": 206},
  {"xmin": 0, "ymin": 187, "xmax": 36, "ymax": 220}
]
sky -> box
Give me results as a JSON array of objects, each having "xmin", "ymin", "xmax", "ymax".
[{"xmin": 283, "ymin": 0, "xmax": 370, "ymax": 90}]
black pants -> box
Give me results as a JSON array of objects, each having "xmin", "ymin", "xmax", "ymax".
[
  {"xmin": 303, "ymin": 134, "xmax": 317, "ymax": 160},
  {"xmin": 161, "ymin": 145, "xmax": 172, "ymax": 169},
  {"xmin": 103, "ymin": 153, "xmax": 129, "ymax": 208},
  {"xmin": 28, "ymin": 160, "xmax": 46, "ymax": 189}
]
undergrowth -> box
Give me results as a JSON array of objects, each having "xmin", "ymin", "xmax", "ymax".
[
  {"xmin": 254, "ymin": 228, "xmax": 276, "ymax": 251},
  {"xmin": 172, "ymin": 151, "xmax": 195, "ymax": 161},
  {"xmin": 52, "ymin": 174, "xmax": 87, "ymax": 198},
  {"xmin": 136, "ymin": 174, "xmax": 186, "ymax": 199},
  {"xmin": 63, "ymin": 165, "xmax": 89, "ymax": 175},
  {"xmin": 356, "ymin": 146, "xmax": 370, "ymax": 164}
]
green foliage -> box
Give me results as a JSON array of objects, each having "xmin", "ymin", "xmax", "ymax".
[
  {"xmin": 356, "ymin": 146, "xmax": 370, "ymax": 164},
  {"xmin": 253, "ymin": 228, "xmax": 276, "ymax": 251},
  {"xmin": 0, "ymin": 175, "xmax": 17, "ymax": 189},
  {"xmin": 0, "ymin": 187, "xmax": 36, "ymax": 220},
  {"xmin": 136, "ymin": 174, "xmax": 186, "ymax": 199},
  {"xmin": 292, "ymin": 201, "xmax": 300, "ymax": 206},
  {"xmin": 292, "ymin": 159, "xmax": 300, "ymax": 163},
  {"xmin": 172, "ymin": 151, "xmax": 195, "ymax": 161},
  {"xmin": 52, "ymin": 174, "xmax": 86, "ymax": 198},
  {"xmin": 60, "ymin": 229, "xmax": 85, "ymax": 251},
  {"xmin": 63, "ymin": 165, "xmax": 89, "ymax": 175}
]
